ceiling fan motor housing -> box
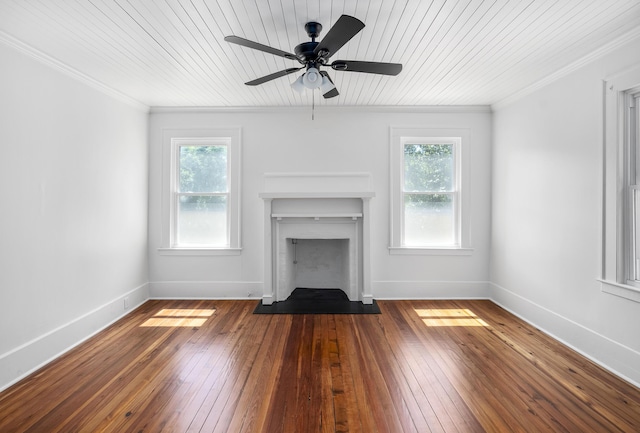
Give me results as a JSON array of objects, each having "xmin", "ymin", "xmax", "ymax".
[{"xmin": 294, "ymin": 41, "xmax": 320, "ymax": 63}]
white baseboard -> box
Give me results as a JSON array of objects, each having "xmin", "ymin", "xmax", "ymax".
[
  {"xmin": 149, "ymin": 281, "xmax": 263, "ymax": 299},
  {"xmin": 373, "ymin": 280, "xmax": 491, "ymax": 300},
  {"xmin": 0, "ymin": 283, "xmax": 149, "ymax": 392},
  {"xmin": 490, "ymin": 282, "xmax": 640, "ymax": 388}
]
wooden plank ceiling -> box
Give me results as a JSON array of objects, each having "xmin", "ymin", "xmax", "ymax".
[{"xmin": 0, "ymin": 0, "xmax": 639, "ymax": 108}]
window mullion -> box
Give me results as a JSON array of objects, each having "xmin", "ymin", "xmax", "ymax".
[{"xmin": 177, "ymin": 192, "xmax": 228, "ymax": 196}]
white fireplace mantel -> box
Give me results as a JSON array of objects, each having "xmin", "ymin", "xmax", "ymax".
[{"xmin": 260, "ymin": 173, "xmax": 374, "ymax": 305}]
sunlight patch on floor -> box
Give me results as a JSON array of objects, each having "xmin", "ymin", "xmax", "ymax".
[
  {"xmin": 155, "ymin": 309, "xmax": 215, "ymax": 317},
  {"xmin": 140, "ymin": 308, "xmax": 215, "ymax": 327},
  {"xmin": 414, "ymin": 308, "xmax": 489, "ymax": 327}
]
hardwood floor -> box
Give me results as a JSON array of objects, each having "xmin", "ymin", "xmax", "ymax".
[{"xmin": 1, "ymin": 299, "xmax": 639, "ymax": 432}]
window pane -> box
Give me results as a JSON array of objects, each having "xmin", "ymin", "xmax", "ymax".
[
  {"xmin": 179, "ymin": 145, "xmax": 227, "ymax": 193},
  {"xmin": 404, "ymin": 194, "xmax": 454, "ymax": 246},
  {"xmin": 635, "ymin": 188, "xmax": 640, "ymax": 281},
  {"xmin": 178, "ymin": 195, "xmax": 227, "ymax": 246},
  {"xmin": 404, "ymin": 144, "xmax": 453, "ymax": 192}
]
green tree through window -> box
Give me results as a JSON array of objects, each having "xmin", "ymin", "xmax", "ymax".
[
  {"xmin": 177, "ymin": 145, "xmax": 228, "ymax": 246},
  {"xmin": 403, "ymin": 143, "xmax": 456, "ymax": 246}
]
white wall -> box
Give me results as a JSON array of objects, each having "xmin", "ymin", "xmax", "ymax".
[
  {"xmin": 0, "ymin": 43, "xmax": 149, "ymax": 390},
  {"xmin": 491, "ymin": 36, "xmax": 640, "ymax": 385},
  {"xmin": 148, "ymin": 108, "xmax": 492, "ymax": 299}
]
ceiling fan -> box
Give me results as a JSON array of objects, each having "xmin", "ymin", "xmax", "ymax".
[{"xmin": 224, "ymin": 15, "xmax": 402, "ymax": 99}]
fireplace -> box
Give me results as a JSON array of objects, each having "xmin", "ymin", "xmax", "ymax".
[{"xmin": 260, "ymin": 173, "xmax": 374, "ymax": 305}]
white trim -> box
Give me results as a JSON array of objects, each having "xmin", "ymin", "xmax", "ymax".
[
  {"xmin": 389, "ymin": 127, "xmax": 471, "ymax": 251},
  {"xmin": 0, "ymin": 283, "xmax": 149, "ymax": 392},
  {"xmin": 600, "ymin": 279, "xmax": 640, "ymax": 303},
  {"xmin": 157, "ymin": 248, "xmax": 242, "ymax": 256},
  {"xmin": 0, "ymin": 30, "xmax": 149, "ymax": 112},
  {"xmin": 493, "ymin": 27, "xmax": 640, "ymax": 110},
  {"xmin": 601, "ymin": 66, "xmax": 640, "ymax": 292},
  {"xmin": 388, "ymin": 247, "xmax": 474, "ymax": 256},
  {"xmin": 150, "ymin": 105, "xmax": 492, "ymax": 114},
  {"xmin": 490, "ymin": 282, "xmax": 640, "ymax": 388},
  {"xmin": 161, "ymin": 128, "xmax": 242, "ymax": 252}
]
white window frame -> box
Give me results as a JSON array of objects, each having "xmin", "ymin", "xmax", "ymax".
[
  {"xmin": 601, "ymin": 67, "xmax": 640, "ymax": 301},
  {"xmin": 624, "ymin": 90, "xmax": 639, "ymax": 285},
  {"xmin": 159, "ymin": 128, "xmax": 241, "ymax": 256},
  {"xmin": 389, "ymin": 127, "xmax": 472, "ymax": 255}
]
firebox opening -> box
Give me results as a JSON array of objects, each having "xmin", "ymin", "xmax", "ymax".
[{"xmin": 290, "ymin": 238, "xmax": 350, "ymax": 297}]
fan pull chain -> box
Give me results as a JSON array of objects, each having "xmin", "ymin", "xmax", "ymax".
[{"xmin": 312, "ymin": 91, "xmax": 315, "ymax": 120}]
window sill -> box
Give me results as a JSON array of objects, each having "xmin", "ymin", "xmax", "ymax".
[
  {"xmin": 388, "ymin": 247, "xmax": 474, "ymax": 256},
  {"xmin": 158, "ymin": 248, "xmax": 242, "ymax": 256},
  {"xmin": 599, "ymin": 279, "xmax": 640, "ymax": 303}
]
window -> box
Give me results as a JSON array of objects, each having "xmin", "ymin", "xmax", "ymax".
[
  {"xmin": 601, "ymin": 68, "xmax": 640, "ymax": 301},
  {"xmin": 625, "ymin": 90, "xmax": 639, "ymax": 285},
  {"xmin": 403, "ymin": 140, "xmax": 459, "ymax": 246},
  {"xmin": 160, "ymin": 128, "xmax": 241, "ymax": 255},
  {"xmin": 173, "ymin": 139, "xmax": 228, "ymax": 247},
  {"xmin": 390, "ymin": 127, "xmax": 471, "ymax": 255}
]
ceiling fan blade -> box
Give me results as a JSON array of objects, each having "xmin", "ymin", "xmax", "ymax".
[
  {"xmin": 330, "ymin": 60, "xmax": 402, "ymax": 76},
  {"xmin": 225, "ymin": 35, "xmax": 297, "ymax": 60},
  {"xmin": 313, "ymin": 15, "xmax": 365, "ymax": 59},
  {"xmin": 320, "ymin": 71, "xmax": 339, "ymax": 98},
  {"xmin": 245, "ymin": 67, "xmax": 303, "ymax": 86}
]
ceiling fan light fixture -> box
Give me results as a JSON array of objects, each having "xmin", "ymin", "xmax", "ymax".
[
  {"xmin": 320, "ymin": 76, "xmax": 336, "ymax": 95},
  {"xmin": 303, "ymin": 67, "xmax": 322, "ymax": 89},
  {"xmin": 291, "ymin": 74, "xmax": 306, "ymax": 93}
]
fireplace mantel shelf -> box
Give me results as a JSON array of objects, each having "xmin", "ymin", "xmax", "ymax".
[
  {"xmin": 272, "ymin": 213, "xmax": 363, "ymax": 220},
  {"xmin": 259, "ymin": 192, "xmax": 375, "ymax": 199}
]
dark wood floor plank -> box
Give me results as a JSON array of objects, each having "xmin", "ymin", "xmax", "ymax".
[
  {"xmin": 0, "ymin": 301, "xmax": 159, "ymax": 431},
  {"xmin": 126, "ymin": 301, "xmax": 252, "ymax": 433},
  {"xmin": 391, "ymin": 301, "xmax": 486, "ymax": 433},
  {"xmin": 220, "ymin": 314, "xmax": 291, "ymax": 433},
  {"xmin": 333, "ymin": 315, "xmax": 370, "ymax": 433},
  {"xmin": 358, "ymin": 313, "xmax": 433, "ymax": 432},
  {"xmin": 348, "ymin": 315, "xmax": 408, "ymax": 433},
  {"xmin": 396, "ymin": 300, "xmax": 541, "ymax": 432},
  {"xmin": 185, "ymin": 302, "xmax": 264, "ymax": 433},
  {"xmin": 440, "ymin": 301, "xmax": 580, "ymax": 432},
  {"xmin": 207, "ymin": 308, "xmax": 282, "ymax": 433},
  {"xmin": 70, "ymin": 300, "xmax": 225, "ymax": 433},
  {"xmin": 471, "ymin": 300, "xmax": 640, "ymax": 431},
  {"xmin": 450, "ymin": 302, "xmax": 591, "ymax": 431},
  {"xmin": 1, "ymin": 299, "xmax": 639, "ymax": 433},
  {"xmin": 381, "ymin": 301, "xmax": 481, "ymax": 433}
]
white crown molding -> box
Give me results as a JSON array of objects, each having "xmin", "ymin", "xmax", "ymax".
[
  {"xmin": 149, "ymin": 104, "xmax": 492, "ymax": 114},
  {"xmin": 0, "ymin": 30, "xmax": 149, "ymax": 113},
  {"xmin": 492, "ymin": 26, "xmax": 640, "ymax": 110}
]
